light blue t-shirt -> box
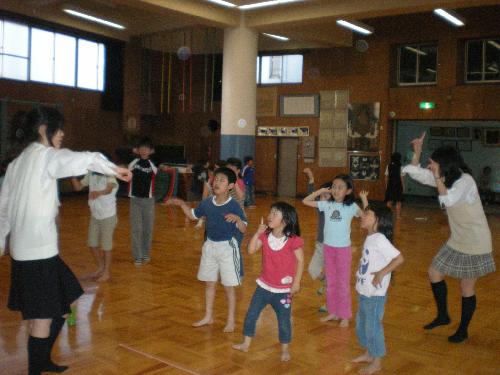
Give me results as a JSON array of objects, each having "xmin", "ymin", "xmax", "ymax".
[{"xmin": 317, "ymin": 201, "xmax": 360, "ymax": 247}]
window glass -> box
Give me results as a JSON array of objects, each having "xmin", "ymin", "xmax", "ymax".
[
  {"xmin": 4, "ymin": 21, "xmax": 29, "ymax": 57},
  {"xmin": 466, "ymin": 40, "xmax": 483, "ymax": 82},
  {"xmin": 2, "ymin": 55, "xmax": 28, "ymax": 80},
  {"xmin": 484, "ymin": 39, "xmax": 500, "ymax": 81},
  {"xmin": 418, "ymin": 45, "xmax": 437, "ymax": 83},
  {"xmin": 54, "ymin": 33, "xmax": 76, "ymax": 86},
  {"xmin": 282, "ymin": 54, "xmax": 303, "ymax": 83},
  {"xmin": 256, "ymin": 56, "xmax": 260, "ymax": 84},
  {"xmin": 77, "ymin": 39, "xmax": 99, "ymax": 89},
  {"xmin": 398, "ymin": 44, "xmax": 437, "ymax": 85},
  {"xmin": 30, "ymin": 28, "xmax": 55, "ymax": 83},
  {"xmin": 399, "ymin": 46, "xmax": 418, "ymax": 83},
  {"xmin": 261, "ymin": 55, "xmax": 282, "ymax": 84},
  {"xmin": 97, "ymin": 43, "xmax": 105, "ymax": 91}
]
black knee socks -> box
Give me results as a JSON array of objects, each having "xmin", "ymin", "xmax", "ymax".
[
  {"xmin": 43, "ymin": 316, "xmax": 69, "ymax": 373},
  {"xmin": 424, "ymin": 280, "xmax": 451, "ymax": 330},
  {"xmin": 28, "ymin": 336, "xmax": 49, "ymax": 375},
  {"xmin": 448, "ymin": 295, "xmax": 476, "ymax": 343}
]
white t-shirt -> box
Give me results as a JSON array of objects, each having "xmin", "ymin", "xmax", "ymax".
[
  {"xmin": 355, "ymin": 233, "xmax": 400, "ymax": 297},
  {"xmin": 80, "ymin": 173, "xmax": 118, "ymax": 219}
]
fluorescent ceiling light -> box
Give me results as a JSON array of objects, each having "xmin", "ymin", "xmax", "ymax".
[
  {"xmin": 487, "ymin": 40, "xmax": 500, "ymax": 50},
  {"xmin": 262, "ymin": 33, "xmax": 289, "ymax": 41},
  {"xmin": 336, "ymin": 19, "xmax": 373, "ymax": 35},
  {"xmin": 239, "ymin": 0, "xmax": 303, "ymax": 10},
  {"xmin": 426, "ymin": 68, "xmax": 436, "ymax": 73},
  {"xmin": 433, "ymin": 8, "xmax": 465, "ymax": 27},
  {"xmin": 63, "ymin": 9, "xmax": 125, "ymax": 29},
  {"xmin": 206, "ymin": 0, "xmax": 237, "ymax": 8},
  {"xmin": 405, "ymin": 46, "xmax": 427, "ymax": 56}
]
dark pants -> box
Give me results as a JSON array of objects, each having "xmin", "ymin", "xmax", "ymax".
[{"xmin": 243, "ymin": 285, "xmax": 292, "ymax": 343}]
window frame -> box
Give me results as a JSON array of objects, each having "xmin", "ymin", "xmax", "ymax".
[
  {"xmin": 257, "ymin": 53, "xmax": 304, "ymax": 86},
  {"xmin": 396, "ymin": 42, "xmax": 438, "ymax": 86},
  {"xmin": 465, "ymin": 38, "xmax": 500, "ymax": 84}
]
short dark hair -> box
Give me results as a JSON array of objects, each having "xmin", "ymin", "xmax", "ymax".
[
  {"xmin": 268, "ymin": 201, "xmax": 301, "ymax": 237},
  {"xmin": 215, "ymin": 159, "xmax": 226, "ymax": 168},
  {"xmin": 332, "ymin": 174, "xmax": 355, "ymax": 205},
  {"xmin": 430, "ymin": 146, "xmax": 470, "ymax": 188},
  {"xmin": 214, "ymin": 166, "xmax": 236, "ymax": 184},
  {"xmin": 367, "ymin": 202, "xmax": 394, "ymax": 242},
  {"xmin": 226, "ymin": 157, "xmax": 242, "ymax": 170},
  {"xmin": 244, "ymin": 156, "xmax": 253, "ymax": 164},
  {"xmin": 136, "ymin": 137, "xmax": 154, "ymax": 149}
]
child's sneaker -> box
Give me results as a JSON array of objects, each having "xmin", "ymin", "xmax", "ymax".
[
  {"xmin": 318, "ymin": 305, "xmax": 328, "ymax": 313},
  {"xmin": 142, "ymin": 256, "xmax": 150, "ymax": 264},
  {"xmin": 134, "ymin": 259, "xmax": 143, "ymax": 266}
]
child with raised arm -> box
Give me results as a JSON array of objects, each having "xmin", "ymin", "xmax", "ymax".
[
  {"xmin": 352, "ymin": 192, "xmax": 404, "ymax": 375},
  {"xmin": 166, "ymin": 167, "xmax": 247, "ymax": 332},
  {"xmin": 233, "ymin": 202, "xmax": 304, "ymax": 362},
  {"xmin": 71, "ymin": 170, "xmax": 118, "ymax": 282},
  {"xmin": 303, "ymin": 174, "xmax": 362, "ymax": 327}
]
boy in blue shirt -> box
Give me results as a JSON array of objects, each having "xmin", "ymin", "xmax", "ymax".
[
  {"xmin": 167, "ymin": 167, "xmax": 247, "ymax": 332},
  {"xmin": 242, "ymin": 156, "xmax": 256, "ymax": 208}
]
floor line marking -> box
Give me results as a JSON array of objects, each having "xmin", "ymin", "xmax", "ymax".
[{"xmin": 118, "ymin": 343, "xmax": 202, "ymax": 375}]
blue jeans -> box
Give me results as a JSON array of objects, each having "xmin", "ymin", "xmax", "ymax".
[
  {"xmin": 244, "ymin": 185, "xmax": 255, "ymax": 206},
  {"xmin": 243, "ymin": 285, "xmax": 292, "ymax": 343},
  {"xmin": 356, "ymin": 294, "xmax": 387, "ymax": 358}
]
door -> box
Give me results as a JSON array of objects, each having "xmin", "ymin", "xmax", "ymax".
[
  {"xmin": 255, "ymin": 137, "xmax": 278, "ymax": 194},
  {"xmin": 277, "ymin": 138, "xmax": 298, "ymax": 197}
]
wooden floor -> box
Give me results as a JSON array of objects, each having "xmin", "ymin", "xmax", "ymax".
[{"xmin": 0, "ymin": 195, "xmax": 499, "ymax": 375}]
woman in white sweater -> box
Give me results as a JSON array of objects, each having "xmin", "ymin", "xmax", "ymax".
[
  {"xmin": 0, "ymin": 107, "xmax": 131, "ymax": 374},
  {"xmin": 403, "ymin": 132, "xmax": 495, "ymax": 344}
]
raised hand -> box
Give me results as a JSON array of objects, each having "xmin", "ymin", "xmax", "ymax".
[
  {"xmin": 410, "ymin": 131, "xmax": 426, "ymax": 153},
  {"xmin": 225, "ymin": 213, "xmax": 241, "ymax": 224},
  {"xmin": 257, "ymin": 217, "xmax": 268, "ymax": 235},
  {"xmin": 359, "ymin": 190, "xmax": 369, "ymax": 199}
]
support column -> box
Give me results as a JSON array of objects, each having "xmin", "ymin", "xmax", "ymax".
[{"xmin": 220, "ymin": 22, "xmax": 258, "ymax": 161}]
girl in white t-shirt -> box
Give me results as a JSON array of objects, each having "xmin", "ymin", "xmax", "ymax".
[{"xmin": 352, "ymin": 192, "xmax": 404, "ymax": 375}]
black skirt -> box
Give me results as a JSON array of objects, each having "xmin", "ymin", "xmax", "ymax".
[{"xmin": 8, "ymin": 255, "xmax": 84, "ymax": 320}]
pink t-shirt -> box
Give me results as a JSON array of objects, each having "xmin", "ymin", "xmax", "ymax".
[
  {"xmin": 236, "ymin": 178, "xmax": 245, "ymax": 190},
  {"xmin": 257, "ymin": 233, "xmax": 304, "ymax": 291}
]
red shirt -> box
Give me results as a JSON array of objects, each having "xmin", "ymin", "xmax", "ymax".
[{"xmin": 257, "ymin": 233, "xmax": 304, "ymax": 290}]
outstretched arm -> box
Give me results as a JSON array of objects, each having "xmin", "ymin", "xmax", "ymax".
[
  {"xmin": 165, "ymin": 197, "xmax": 196, "ymax": 220},
  {"xmin": 302, "ymin": 188, "xmax": 330, "ymax": 207},
  {"xmin": 410, "ymin": 132, "xmax": 426, "ymax": 166},
  {"xmin": 359, "ymin": 190, "xmax": 369, "ymax": 210}
]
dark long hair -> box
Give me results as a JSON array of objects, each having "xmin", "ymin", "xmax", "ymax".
[
  {"xmin": 16, "ymin": 106, "xmax": 64, "ymax": 148},
  {"xmin": 369, "ymin": 202, "xmax": 394, "ymax": 243},
  {"xmin": 332, "ymin": 174, "xmax": 356, "ymax": 205},
  {"xmin": 268, "ymin": 201, "xmax": 301, "ymax": 237},
  {"xmin": 430, "ymin": 146, "xmax": 471, "ymax": 188}
]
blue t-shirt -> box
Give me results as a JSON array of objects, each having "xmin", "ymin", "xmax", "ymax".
[
  {"xmin": 193, "ymin": 196, "xmax": 247, "ymax": 242},
  {"xmin": 242, "ymin": 166, "xmax": 255, "ymax": 186},
  {"xmin": 317, "ymin": 201, "xmax": 360, "ymax": 247}
]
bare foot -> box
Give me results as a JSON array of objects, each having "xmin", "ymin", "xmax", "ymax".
[
  {"xmin": 352, "ymin": 352, "xmax": 373, "ymax": 363},
  {"xmin": 96, "ymin": 273, "xmax": 110, "ymax": 282},
  {"xmin": 358, "ymin": 362, "xmax": 381, "ymax": 374},
  {"xmin": 232, "ymin": 343, "xmax": 250, "ymax": 352},
  {"xmin": 320, "ymin": 314, "xmax": 339, "ymax": 322},
  {"xmin": 339, "ymin": 319, "xmax": 350, "ymax": 328},
  {"xmin": 223, "ymin": 322, "xmax": 235, "ymax": 333},
  {"xmin": 192, "ymin": 317, "xmax": 214, "ymax": 327},
  {"xmin": 281, "ymin": 350, "xmax": 291, "ymax": 362}
]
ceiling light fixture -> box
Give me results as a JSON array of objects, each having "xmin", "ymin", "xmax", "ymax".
[
  {"xmin": 433, "ymin": 8, "xmax": 465, "ymax": 27},
  {"xmin": 63, "ymin": 9, "xmax": 125, "ymax": 29},
  {"xmin": 205, "ymin": 0, "xmax": 237, "ymax": 8},
  {"xmin": 239, "ymin": 0, "xmax": 303, "ymax": 11},
  {"xmin": 405, "ymin": 46, "xmax": 427, "ymax": 56},
  {"xmin": 487, "ymin": 40, "xmax": 500, "ymax": 50},
  {"xmin": 336, "ymin": 20, "xmax": 373, "ymax": 35},
  {"xmin": 262, "ymin": 33, "xmax": 289, "ymax": 41}
]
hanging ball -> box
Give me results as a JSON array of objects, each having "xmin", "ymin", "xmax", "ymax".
[{"xmin": 177, "ymin": 46, "xmax": 191, "ymax": 61}]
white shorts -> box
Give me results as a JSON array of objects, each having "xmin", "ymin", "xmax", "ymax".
[{"xmin": 197, "ymin": 238, "xmax": 241, "ymax": 286}]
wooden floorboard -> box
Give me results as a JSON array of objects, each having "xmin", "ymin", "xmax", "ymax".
[{"xmin": 0, "ymin": 195, "xmax": 499, "ymax": 374}]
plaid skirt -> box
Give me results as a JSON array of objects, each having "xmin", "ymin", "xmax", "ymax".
[
  {"xmin": 432, "ymin": 244, "xmax": 496, "ymax": 279},
  {"xmin": 8, "ymin": 255, "xmax": 84, "ymax": 320}
]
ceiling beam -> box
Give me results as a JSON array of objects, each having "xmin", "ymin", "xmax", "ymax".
[{"xmin": 244, "ymin": 0, "xmax": 500, "ymax": 28}]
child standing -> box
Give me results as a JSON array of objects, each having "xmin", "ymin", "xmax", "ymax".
[
  {"xmin": 71, "ymin": 171, "xmax": 118, "ymax": 282},
  {"xmin": 233, "ymin": 202, "xmax": 304, "ymax": 362},
  {"xmin": 128, "ymin": 137, "xmax": 157, "ymax": 265},
  {"xmin": 242, "ymin": 156, "xmax": 256, "ymax": 208},
  {"xmin": 226, "ymin": 157, "xmax": 246, "ymax": 210},
  {"xmin": 352, "ymin": 193, "xmax": 404, "ymax": 375},
  {"xmin": 167, "ymin": 167, "xmax": 247, "ymax": 332},
  {"xmin": 384, "ymin": 152, "xmax": 405, "ymax": 218},
  {"xmin": 302, "ymin": 174, "xmax": 362, "ymax": 327}
]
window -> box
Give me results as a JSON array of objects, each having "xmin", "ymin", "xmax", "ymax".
[
  {"xmin": 0, "ymin": 20, "xmax": 29, "ymax": 81},
  {"xmin": 397, "ymin": 43, "xmax": 437, "ymax": 85},
  {"xmin": 0, "ymin": 17, "xmax": 105, "ymax": 91},
  {"xmin": 466, "ymin": 39, "xmax": 500, "ymax": 82},
  {"xmin": 257, "ymin": 54, "xmax": 303, "ymax": 84}
]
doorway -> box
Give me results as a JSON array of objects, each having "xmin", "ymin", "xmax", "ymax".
[{"xmin": 277, "ymin": 138, "xmax": 298, "ymax": 197}]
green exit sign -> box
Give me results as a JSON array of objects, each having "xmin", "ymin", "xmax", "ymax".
[{"xmin": 419, "ymin": 101, "xmax": 435, "ymax": 109}]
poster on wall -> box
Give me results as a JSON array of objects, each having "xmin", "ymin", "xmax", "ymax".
[
  {"xmin": 347, "ymin": 103, "xmax": 380, "ymax": 152},
  {"xmin": 257, "ymin": 126, "xmax": 309, "ymax": 137},
  {"xmin": 349, "ymin": 153, "xmax": 380, "ymax": 181}
]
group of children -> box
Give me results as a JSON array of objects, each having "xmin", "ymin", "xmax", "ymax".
[{"xmin": 164, "ymin": 163, "xmax": 403, "ymax": 375}]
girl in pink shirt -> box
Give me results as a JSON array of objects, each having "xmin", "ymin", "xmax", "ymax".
[{"xmin": 233, "ymin": 202, "xmax": 304, "ymax": 362}]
